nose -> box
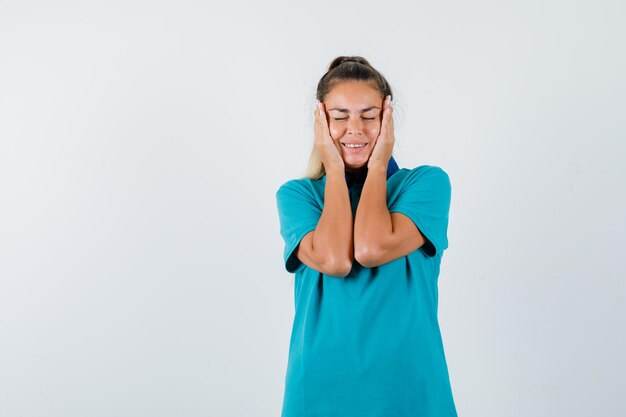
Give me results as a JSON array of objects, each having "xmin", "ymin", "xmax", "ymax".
[{"xmin": 346, "ymin": 118, "xmax": 364, "ymax": 136}]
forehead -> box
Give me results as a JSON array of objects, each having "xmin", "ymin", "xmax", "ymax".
[{"xmin": 325, "ymin": 81, "xmax": 382, "ymax": 108}]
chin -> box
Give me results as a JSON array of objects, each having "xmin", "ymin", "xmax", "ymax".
[{"xmin": 344, "ymin": 159, "xmax": 369, "ymax": 170}]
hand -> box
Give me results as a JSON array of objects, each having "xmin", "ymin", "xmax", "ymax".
[
  {"xmin": 368, "ymin": 95, "xmax": 394, "ymax": 169},
  {"xmin": 314, "ymin": 101, "xmax": 345, "ymax": 171}
]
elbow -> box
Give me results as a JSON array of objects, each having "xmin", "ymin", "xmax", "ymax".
[
  {"xmin": 354, "ymin": 244, "xmax": 381, "ymax": 269},
  {"xmin": 323, "ymin": 257, "xmax": 353, "ymax": 278}
]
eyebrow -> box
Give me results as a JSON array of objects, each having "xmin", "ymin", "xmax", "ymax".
[{"xmin": 328, "ymin": 106, "xmax": 380, "ymax": 113}]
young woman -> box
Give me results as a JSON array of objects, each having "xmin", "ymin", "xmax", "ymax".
[{"xmin": 276, "ymin": 56, "xmax": 458, "ymax": 417}]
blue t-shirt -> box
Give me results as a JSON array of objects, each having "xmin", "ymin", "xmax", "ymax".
[{"xmin": 275, "ymin": 161, "xmax": 458, "ymax": 417}]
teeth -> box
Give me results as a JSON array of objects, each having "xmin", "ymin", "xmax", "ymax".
[{"xmin": 343, "ymin": 143, "xmax": 366, "ymax": 148}]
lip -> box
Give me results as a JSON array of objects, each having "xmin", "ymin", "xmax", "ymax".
[{"xmin": 341, "ymin": 142, "xmax": 368, "ymax": 153}]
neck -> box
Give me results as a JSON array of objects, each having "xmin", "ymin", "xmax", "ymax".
[{"xmin": 345, "ymin": 165, "xmax": 367, "ymax": 174}]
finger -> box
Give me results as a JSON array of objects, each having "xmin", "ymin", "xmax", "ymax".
[
  {"xmin": 319, "ymin": 103, "xmax": 333, "ymax": 140},
  {"xmin": 318, "ymin": 102, "xmax": 326, "ymax": 119},
  {"xmin": 315, "ymin": 102, "xmax": 324, "ymax": 119},
  {"xmin": 316, "ymin": 102, "xmax": 326, "ymax": 124},
  {"xmin": 384, "ymin": 101, "xmax": 393, "ymax": 131},
  {"xmin": 315, "ymin": 103, "xmax": 336, "ymax": 146},
  {"xmin": 382, "ymin": 95, "xmax": 390, "ymax": 111},
  {"xmin": 314, "ymin": 106, "xmax": 322, "ymax": 143},
  {"xmin": 380, "ymin": 106, "xmax": 389, "ymax": 136},
  {"xmin": 383, "ymin": 114, "xmax": 393, "ymax": 141},
  {"xmin": 315, "ymin": 104, "xmax": 324, "ymax": 128},
  {"xmin": 370, "ymin": 137, "xmax": 379, "ymax": 153},
  {"xmin": 378, "ymin": 110, "xmax": 393, "ymax": 144},
  {"xmin": 334, "ymin": 140, "xmax": 343, "ymax": 153}
]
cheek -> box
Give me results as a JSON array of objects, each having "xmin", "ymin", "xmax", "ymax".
[
  {"xmin": 366, "ymin": 125, "xmax": 380, "ymax": 138},
  {"xmin": 329, "ymin": 124, "xmax": 343, "ymax": 138}
]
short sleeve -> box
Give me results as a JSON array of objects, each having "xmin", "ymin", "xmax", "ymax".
[
  {"xmin": 389, "ymin": 166, "xmax": 451, "ymax": 257},
  {"xmin": 276, "ymin": 181, "xmax": 322, "ymax": 273}
]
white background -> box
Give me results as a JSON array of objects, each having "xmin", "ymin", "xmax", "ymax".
[{"xmin": 1, "ymin": 1, "xmax": 624, "ymax": 416}]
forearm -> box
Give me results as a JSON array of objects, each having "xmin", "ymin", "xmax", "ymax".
[
  {"xmin": 354, "ymin": 162, "xmax": 392, "ymax": 261},
  {"xmin": 314, "ymin": 167, "xmax": 354, "ymax": 272}
]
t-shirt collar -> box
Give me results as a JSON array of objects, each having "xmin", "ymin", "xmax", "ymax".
[{"xmin": 341, "ymin": 155, "xmax": 400, "ymax": 187}]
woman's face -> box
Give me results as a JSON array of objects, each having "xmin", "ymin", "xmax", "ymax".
[{"xmin": 324, "ymin": 81, "xmax": 384, "ymax": 170}]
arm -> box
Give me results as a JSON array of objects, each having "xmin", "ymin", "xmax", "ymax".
[
  {"xmin": 295, "ymin": 166, "xmax": 354, "ymax": 277},
  {"xmin": 354, "ymin": 96, "xmax": 427, "ymax": 267},
  {"xmin": 354, "ymin": 162, "xmax": 427, "ymax": 268}
]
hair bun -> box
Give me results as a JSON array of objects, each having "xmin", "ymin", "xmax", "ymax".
[{"xmin": 328, "ymin": 56, "xmax": 372, "ymax": 71}]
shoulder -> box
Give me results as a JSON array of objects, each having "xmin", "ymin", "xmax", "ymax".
[
  {"xmin": 276, "ymin": 177, "xmax": 323, "ymax": 203},
  {"xmin": 276, "ymin": 178, "xmax": 312, "ymax": 196},
  {"xmin": 400, "ymin": 165, "xmax": 451, "ymax": 187},
  {"xmin": 405, "ymin": 164, "xmax": 449, "ymax": 178}
]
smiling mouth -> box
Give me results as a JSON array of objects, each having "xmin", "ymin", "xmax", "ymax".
[{"xmin": 341, "ymin": 143, "xmax": 367, "ymax": 148}]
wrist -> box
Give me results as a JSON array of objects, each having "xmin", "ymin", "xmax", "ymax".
[
  {"xmin": 325, "ymin": 165, "xmax": 346, "ymax": 177},
  {"xmin": 367, "ymin": 160, "xmax": 388, "ymax": 173}
]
